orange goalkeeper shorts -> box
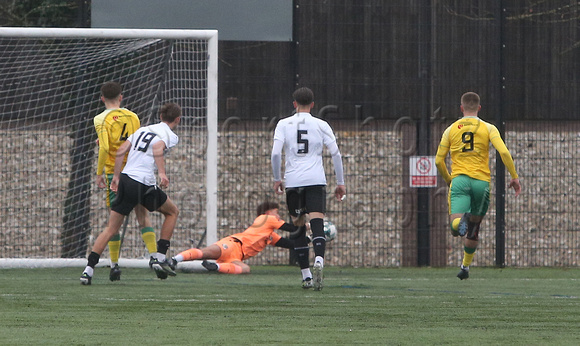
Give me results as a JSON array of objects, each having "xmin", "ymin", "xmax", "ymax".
[{"xmin": 215, "ymin": 237, "xmax": 244, "ymax": 263}]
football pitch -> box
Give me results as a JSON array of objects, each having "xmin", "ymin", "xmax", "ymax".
[{"xmin": 1, "ymin": 266, "xmax": 578, "ymax": 345}]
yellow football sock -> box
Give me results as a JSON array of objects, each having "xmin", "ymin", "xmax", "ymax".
[
  {"xmin": 451, "ymin": 218, "xmax": 460, "ymax": 232},
  {"xmin": 140, "ymin": 227, "xmax": 157, "ymax": 255},
  {"xmin": 462, "ymin": 246, "xmax": 476, "ymax": 267},
  {"xmin": 108, "ymin": 234, "xmax": 121, "ymax": 264}
]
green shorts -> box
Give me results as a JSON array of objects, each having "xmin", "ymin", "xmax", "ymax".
[
  {"xmin": 448, "ymin": 174, "xmax": 490, "ymax": 216},
  {"xmin": 104, "ymin": 173, "xmax": 117, "ymax": 208}
]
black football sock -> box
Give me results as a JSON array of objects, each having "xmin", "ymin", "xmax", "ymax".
[
  {"xmin": 87, "ymin": 251, "xmax": 100, "ymax": 268},
  {"xmin": 157, "ymin": 239, "xmax": 171, "ymax": 255},
  {"xmin": 310, "ymin": 218, "xmax": 326, "ymax": 258}
]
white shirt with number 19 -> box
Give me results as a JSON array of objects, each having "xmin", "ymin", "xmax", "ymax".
[
  {"xmin": 123, "ymin": 122, "xmax": 179, "ymax": 186},
  {"xmin": 273, "ymin": 112, "xmax": 342, "ymax": 188}
]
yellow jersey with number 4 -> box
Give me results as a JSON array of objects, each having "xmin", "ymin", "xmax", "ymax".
[
  {"xmin": 435, "ymin": 116, "xmax": 518, "ymax": 184},
  {"xmin": 94, "ymin": 108, "xmax": 140, "ymax": 175}
]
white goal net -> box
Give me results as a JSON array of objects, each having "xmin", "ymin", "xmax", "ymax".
[{"xmin": 0, "ymin": 28, "xmax": 217, "ymax": 268}]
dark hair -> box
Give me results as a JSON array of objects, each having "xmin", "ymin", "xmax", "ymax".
[
  {"xmin": 256, "ymin": 201, "xmax": 279, "ymax": 216},
  {"xmin": 160, "ymin": 103, "xmax": 182, "ymax": 123},
  {"xmin": 101, "ymin": 82, "xmax": 122, "ymax": 100},
  {"xmin": 292, "ymin": 87, "xmax": 314, "ymax": 106}
]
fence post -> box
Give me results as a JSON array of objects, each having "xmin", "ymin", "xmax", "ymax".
[
  {"xmin": 416, "ymin": 0, "xmax": 432, "ymax": 266},
  {"xmin": 495, "ymin": 2, "xmax": 507, "ymax": 268}
]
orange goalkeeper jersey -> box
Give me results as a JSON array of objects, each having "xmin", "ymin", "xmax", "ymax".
[
  {"xmin": 435, "ymin": 116, "xmax": 518, "ymax": 184},
  {"xmin": 229, "ymin": 214, "xmax": 285, "ymax": 259},
  {"xmin": 94, "ymin": 108, "xmax": 140, "ymax": 175}
]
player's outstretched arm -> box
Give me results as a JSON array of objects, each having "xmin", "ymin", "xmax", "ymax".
[{"xmin": 273, "ymin": 236, "xmax": 295, "ymax": 249}]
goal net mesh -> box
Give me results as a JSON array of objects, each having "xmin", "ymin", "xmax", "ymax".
[{"xmin": 0, "ymin": 29, "xmax": 215, "ymax": 264}]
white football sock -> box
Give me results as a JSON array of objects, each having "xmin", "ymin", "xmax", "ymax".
[
  {"xmin": 301, "ymin": 268, "xmax": 312, "ymax": 280},
  {"xmin": 83, "ymin": 266, "xmax": 94, "ymax": 277},
  {"xmin": 314, "ymin": 256, "xmax": 324, "ymax": 267}
]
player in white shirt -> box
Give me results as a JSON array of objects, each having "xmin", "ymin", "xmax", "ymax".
[
  {"xmin": 81, "ymin": 103, "xmax": 182, "ymax": 285},
  {"xmin": 271, "ymin": 87, "xmax": 346, "ymax": 291}
]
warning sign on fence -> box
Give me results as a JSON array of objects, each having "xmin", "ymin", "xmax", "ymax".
[{"xmin": 409, "ymin": 156, "xmax": 437, "ymax": 188}]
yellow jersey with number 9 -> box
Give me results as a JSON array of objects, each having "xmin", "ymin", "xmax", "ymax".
[
  {"xmin": 436, "ymin": 116, "xmax": 518, "ymax": 183},
  {"xmin": 94, "ymin": 108, "xmax": 141, "ymax": 175}
]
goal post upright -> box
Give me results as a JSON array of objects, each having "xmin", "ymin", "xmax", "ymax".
[
  {"xmin": 205, "ymin": 32, "xmax": 218, "ymax": 246},
  {"xmin": 0, "ymin": 27, "xmax": 218, "ymax": 267}
]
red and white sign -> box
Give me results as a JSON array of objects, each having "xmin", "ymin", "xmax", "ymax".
[{"xmin": 410, "ymin": 156, "xmax": 437, "ymax": 187}]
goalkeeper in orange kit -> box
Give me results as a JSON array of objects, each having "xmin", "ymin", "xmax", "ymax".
[
  {"xmin": 435, "ymin": 92, "xmax": 521, "ymax": 280},
  {"xmin": 172, "ymin": 201, "xmax": 299, "ymax": 276}
]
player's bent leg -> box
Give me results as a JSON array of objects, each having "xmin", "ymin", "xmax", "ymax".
[
  {"xmin": 108, "ymin": 233, "xmax": 122, "ymax": 282},
  {"xmin": 108, "ymin": 233, "xmax": 122, "ymax": 266},
  {"xmin": 135, "ymin": 205, "xmax": 157, "ymax": 254},
  {"xmin": 294, "ymin": 244, "xmax": 312, "ymax": 289},
  {"xmin": 458, "ymin": 238, "xmax": 478, "ymax": 280},
  {"xmin": 450, "ymin": 218, "xmax": 460, "ymax": 237},
  {"xmin": 449, "ymin": 213, "xmax": 462, "ymax": 237},
  {"xmin": 147, "ymin": 199, "xmax": 179, "ymax": 279},
  {"xmin": 139, "ymin": 227, "xmax": 157, "ymax": 254},
  {"xmin": 309, "ymin": 215, "xmax": 326, "ymax": 291},
  {"xmin": 92, "ymin": 211, "xmax": 126, "ymax": 255},
  {"xmin": 81, "ymin": 252, "xmax": 101, "ymax": 285},
  {"xmin": 156, "ymin": 197, "xmax": 179, "ymax": 241},
  {"xmin": 457, "ymin": 213, "xmax": 471, "ymax": 237},
  {"xmin": 310, "ymin": 217, "xmax": 326, "ymax": 258},
  {"xmin": 462, "ymin": 238, "xmax": 478, "ymax": 266},
  {"xmin": 177, "ymin": 248, "xmax": 204, "ymax": 262}
]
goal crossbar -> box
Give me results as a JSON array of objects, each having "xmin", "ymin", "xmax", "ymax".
[{"xmin": 0, "ymin": 27, "xmax": 218, "ymax": 40}]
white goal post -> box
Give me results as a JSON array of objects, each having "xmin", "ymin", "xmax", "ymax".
[{"xmin": 0, "ymin": 27, "xmax": 218, "ymax": 269}]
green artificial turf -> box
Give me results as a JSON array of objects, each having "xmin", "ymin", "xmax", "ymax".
[{"xmin": 1, "ymin": 266, "xmax": 578, "ymax": 345}]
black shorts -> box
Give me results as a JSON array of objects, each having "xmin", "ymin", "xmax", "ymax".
[
  {"xmin": 111, "ymin": 174, "xmax": 168, "ymax": 216},
  {"xmin": 285, "ymin": 185, "xmax": 326, "ymax": 217}
]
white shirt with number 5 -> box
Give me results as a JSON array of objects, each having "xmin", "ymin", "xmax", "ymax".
[{"xmin": 272, "ymin": 112, "xmax": 343, "ymax": 188}]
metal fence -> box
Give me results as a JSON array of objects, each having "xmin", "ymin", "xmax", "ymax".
[
  {"xmin": 216, "ymin": 0, "xmax": 580, "ymax": 267},
  {"xmin": 1, "ymin": 1, "xmax": 579, "ymax": 267},
  {"xmin": 220, "ymin": 118, "xmax": 580, "ymax": 268}
]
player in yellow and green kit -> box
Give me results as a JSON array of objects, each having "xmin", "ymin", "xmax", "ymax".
[
  {"xmin": 94, "ymin": 81, "xmax": 157, "ymax": 281},
  {"xmin": 435, "ymin": 92, "xmax": 521, "ymax": 280}
]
